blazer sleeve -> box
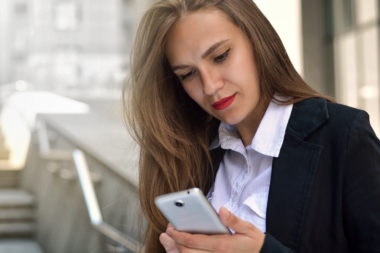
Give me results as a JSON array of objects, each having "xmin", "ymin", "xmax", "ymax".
[
  {"xmin": 260, "ymin": 110, "xmax": 380, "ymax": 253},
  {"xmin": 343, "ymin": 111, "xmax": 380, "ymax": 252}
]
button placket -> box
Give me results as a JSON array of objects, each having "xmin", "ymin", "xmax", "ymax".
[{"xmin": 228, "ymin": 151, "xmax": 251, "ymax": 211}]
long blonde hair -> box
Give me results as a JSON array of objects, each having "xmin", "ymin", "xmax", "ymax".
[{"xmin": 124, "ymin": 0, "xmax": 330, "ymax": 252}]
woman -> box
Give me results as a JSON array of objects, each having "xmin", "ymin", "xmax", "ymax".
[{"xmin": 125, "ymin": 0, "xmax": 380, "ymax": 252}]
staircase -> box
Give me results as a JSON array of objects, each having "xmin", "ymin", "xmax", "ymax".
[
  {"xmin": 0, "ymin": 170, "xmax": 19, "ymax": 189},
  {"xmin": 0, "ymin": 186, "xmax": 44, "ymax": 253},
  {"xmin": 0, "ymin": 125, "xmax": 44, "ymax": 253},
  {"xmin": 0, "ymin": 189, "xmax": 35, "ymax": 238}
]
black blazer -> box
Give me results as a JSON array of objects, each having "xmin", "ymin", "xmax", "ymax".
[{"xmin": 211, "ymin": 98, "xmax": 380, "ymax": 252}]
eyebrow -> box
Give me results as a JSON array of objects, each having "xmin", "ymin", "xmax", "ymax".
[{"xmin": 172, "ymin": 39, "xmax": 229, "ymax": 72}]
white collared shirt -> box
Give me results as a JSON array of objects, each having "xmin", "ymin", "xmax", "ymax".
[{"xmin": 208, "ymin": 99, "xmax": 293, "ymax": 232}]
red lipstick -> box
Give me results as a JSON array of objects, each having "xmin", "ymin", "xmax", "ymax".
[{"xmin": 212, "ymin": 94, "xmax": 236, "ymax": 110}]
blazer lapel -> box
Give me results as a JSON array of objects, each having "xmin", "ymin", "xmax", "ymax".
[{"xmin": 266, "ymin": 98, "xmax": 329, "ymax": 249}]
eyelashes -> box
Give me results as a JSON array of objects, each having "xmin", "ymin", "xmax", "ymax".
[
  {"xmin": 180, "ymin": 69, "xmax": 196, "ymax": 80},
  {"xmin": 179, "ymin": 48, "xmax": 231, "ymax": 81},
  {"xmin": 214, "ymin": 48, "xmax": 230, "ymax": 63}
]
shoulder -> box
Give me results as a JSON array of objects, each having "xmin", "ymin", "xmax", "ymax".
[
  {"xmin": 324, "ymin": 101, "xmax": 376, "ymax": 146},
  {"xmin": 325, "ymin": 100, "xmax": 367, "ymax": 123},
  {"xmin": 324, "ymin": 100, "xmax": 374, "ymax": 140},
  {"xmin": 294, "ymin": 97, "xmax": 364, "ymax": 120},
  {"xmin": 295, "ymin": 97, "xmax": 369, "ymax": 126},
  {"xmin": 288, "ymin": 97, "xmax": 373, "ymax": 140}
]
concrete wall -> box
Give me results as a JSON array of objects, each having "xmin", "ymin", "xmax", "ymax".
[
  {"xmin": 19, "ymin": 125, "xmax": 144, "ymax": 253},
  {"xmin": 301, "ymin": 0, "xmax": 335, "ymax": 96}
]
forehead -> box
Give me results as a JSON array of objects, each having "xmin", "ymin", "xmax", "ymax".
[{"xmin": 165, "ymin": 9, "xmax": 242, "ymax": 64}]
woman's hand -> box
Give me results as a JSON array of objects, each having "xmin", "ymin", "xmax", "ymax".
[
  {"xmin": 159, "ymin": 207, "xmax": 265, "ymax": 252},
  {"xmin": 160, "ymin": 224, "xmax": 180, "ymax": 253}
]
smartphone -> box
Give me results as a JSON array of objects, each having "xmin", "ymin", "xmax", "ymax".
[{"xmin": 154, "ymin": 187, "xmax": 230, "ymax": 234}]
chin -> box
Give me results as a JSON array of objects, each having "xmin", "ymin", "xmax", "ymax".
[{"xmin": 219, "ymin": 115, "xmax": 242, "ymax": 126}]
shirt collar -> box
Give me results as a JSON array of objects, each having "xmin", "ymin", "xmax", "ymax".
[{"xmin": 209, "ymin": 97, "xmax": 293, "ymax": 158}]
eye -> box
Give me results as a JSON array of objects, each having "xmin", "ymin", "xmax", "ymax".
[
  {"xmin": 214, "ymin": 48, "xmax": 230, "ymax": 63},
  {"xmin": 179, "ymin": 69, "xmax": 196, "ymax": 80}
]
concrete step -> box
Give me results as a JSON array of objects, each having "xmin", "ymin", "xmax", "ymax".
[
  {"xmin": 0, "ymin": 177, "xmax": 18, "ymax": 188},
  {"xmin": 0, "ymin": 222, "xmax": 35, "ymax": 237},
  {"xmin": 0, "ymin": 170, "xmax": 19, "ymax": 178},
  {"xmin": 0, "ymin": 171, "xmax": 19, "ymax": 188},
  {"xmin": 0, "ymin": 178, "xmax": 18, "ymax": 188},
  {"xmin": 0, "ymin": 208, "xmax": 34, "ymax": 221},
  {"xmin": 0, "ymin": 189, "xmax": 34, "ymax": 208},
  {"xmin": 0, "ymin": 239, "xmax": 44, "ymax": 253}
]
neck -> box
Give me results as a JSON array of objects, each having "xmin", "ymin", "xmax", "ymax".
[{"xmin": 236, "ymin": 97, "xmax": 270, "ymax": 147}]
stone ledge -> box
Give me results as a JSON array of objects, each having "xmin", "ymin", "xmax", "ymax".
[
  {"xmin": 0, "ymin": 222, "xmax": 35, "ymax": 236},
  {"xmin": 0, "ymin": 189, "xmax": 34, "ymax": 207},
  {"xmin": 0, "ymin": 239, "xmax": 44, "ymax": 253},
  {"xmin": 0, "ymin": 208, "xmax": 35, "ymax": 221}
]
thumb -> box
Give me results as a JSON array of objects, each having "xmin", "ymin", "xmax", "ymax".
[
  {"xmin": 159, "ymin": 233, "xmax": 179, "ymax": 253},
  {"xmin": 219, "ymin": 206, "xmax": 257, "ymax": 235}
]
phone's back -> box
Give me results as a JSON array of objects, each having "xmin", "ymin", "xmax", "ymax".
[{"xmin": 155, "ymin": 188, "xmax": 229, "ymax": 234}]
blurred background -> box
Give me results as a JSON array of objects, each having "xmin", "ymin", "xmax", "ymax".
[{"xmin": 0, "ymin": 0, "xmax": 378, "ymax": 252}]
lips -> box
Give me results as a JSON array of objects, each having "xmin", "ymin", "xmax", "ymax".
[{"xmin": 212, "ymin": 94, "xmax": 236, "ymax": 110}]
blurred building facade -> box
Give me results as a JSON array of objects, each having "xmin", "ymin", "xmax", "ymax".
[
  {"xmin": 303, "ymin": 0, "xmax": 380, "ymax": 134},
  {"xmin": 0, "ymin": 0, "xmax": 150, "ymax": 96},
  {"xmin": 0, "ymin": 0, "xmax": 379, "ymax": 134}
]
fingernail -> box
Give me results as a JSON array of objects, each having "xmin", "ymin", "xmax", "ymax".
[
  {"xmin": 166, "ymin": 227, "xmax": 173, "ymax": 236},
  {"xmin": 220, "ymin": 207, "xmax": 230, "ymax": 220}
]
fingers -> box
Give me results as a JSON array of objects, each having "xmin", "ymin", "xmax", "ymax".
[
  {"xmin": 165, "ymin": 210, "xmax": 265, "ymax": 252},
  {"xmin": 167, "ymin": 226, "xmax": 226, "ymax": 251},
  {"xmin": 159, "ymin": 233, "xmax": 179, "ymax": 253},
  {"xmin": 219, "ymin": 207, "xmax": 259, "ymax": 235},
  {"xmin": 162, "ymin": 230, "xmax": 211, "ymax": 253},
  {"xmin": 219, "ymin": 207, "xmax": 265, "ymax": 250}
]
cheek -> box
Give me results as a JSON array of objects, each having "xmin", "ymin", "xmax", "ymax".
[
  {"xmin": 182, "ymin": 83, "xmax": 203, "ymax": 104},
  {"xmin": 182, "ymin": 83, "xmax": 214, "ymax": 115},
  {"xmin": 223, "ymin": 54, "xmax": 252, "ymax": 83},
  {"xmin": 239, "ymin": 59, "xmax": 257, "ymax": 80}
]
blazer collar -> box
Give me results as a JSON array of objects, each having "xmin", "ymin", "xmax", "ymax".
[
  {"xmin": 266, "ymin": 98, "xmax": 329, "ymax": 249},
  {"xmin": 210, "ymin": 98, "xmax": 331, "ymax": 250},
  {"xmin": 286, "ymin": 97, "xmax": 329, "ymax": 140},
  {"xmin": 210, "ymin": 98, "xmax": 330, "ymax": 168}
]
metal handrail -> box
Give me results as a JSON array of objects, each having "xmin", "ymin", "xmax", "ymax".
[
  {"xmin": 36, "ymin": 119, "xmax": 142, "ymax": 251},
  {"xmin": 73, "ymin": 149, "xmax": 141, "ymax": 252}
]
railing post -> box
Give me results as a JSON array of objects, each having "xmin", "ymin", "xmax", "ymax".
[{"xmin": 72, "ymin": 149, "xmax": 141, "ymax": 252}]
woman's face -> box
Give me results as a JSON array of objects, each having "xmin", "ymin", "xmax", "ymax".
[{"xmin": 166, "ymin": 8, "xmax": 261, "ymax": 127}]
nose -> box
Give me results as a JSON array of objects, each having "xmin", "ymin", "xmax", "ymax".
[{"xmin": 200, "ymin": 68, "xmax": 224, "ymax": 95}]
